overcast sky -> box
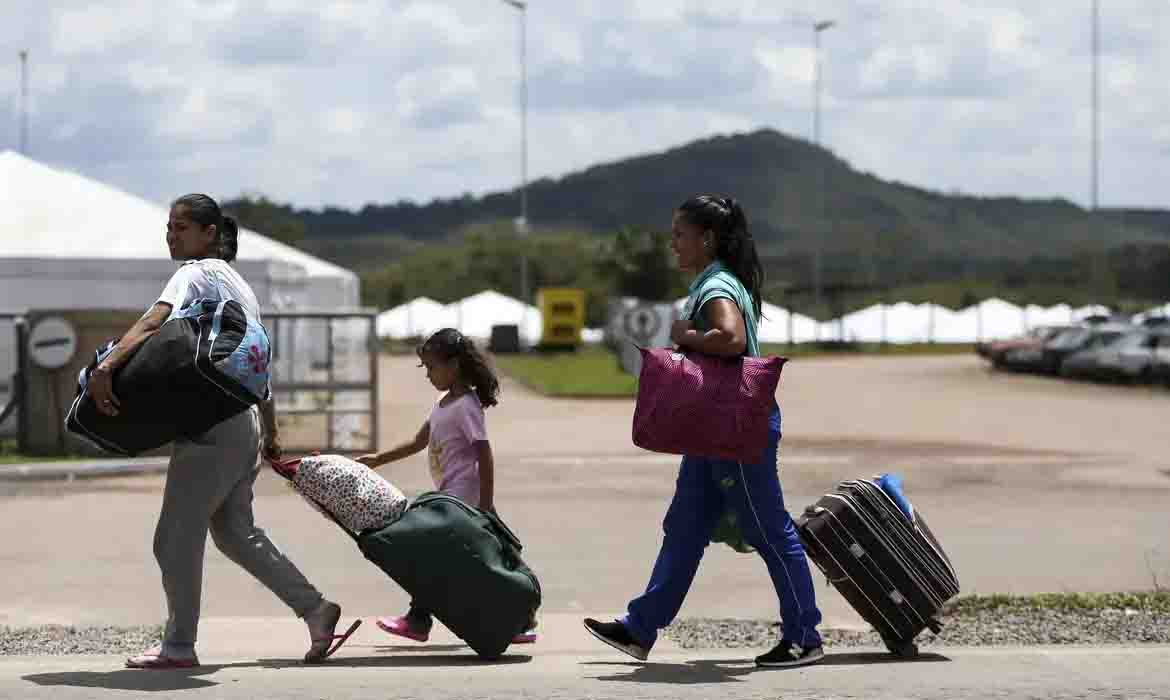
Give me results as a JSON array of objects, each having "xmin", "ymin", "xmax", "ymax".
[{"xmin": 4, "ymin": 1, "xmax": 1168, "ymax": 211}]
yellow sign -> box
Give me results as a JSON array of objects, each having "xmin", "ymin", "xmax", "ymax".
[{"xmin": 537, "ymin": 288, "xmax": 586, "ymax": 347}]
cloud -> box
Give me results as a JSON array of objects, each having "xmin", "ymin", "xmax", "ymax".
[{"xmin": 1, "ymin": 0, "xmax": 1166, "ymax": 211}]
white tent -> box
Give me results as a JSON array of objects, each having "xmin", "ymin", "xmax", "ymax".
[
  {"xmin": 834, "ymin": 302, "xmax": 953, "ymax": 344},
  {"xmin": 758, "ymin": 303, "xmax": 819, "ymax": 344},
  {"xmin": 376, "ymin": 297, "xmax": 454, "ymax": 339},
  {"xmin": 1071, "ymin": 304, "xmax": 1111, "ymax": 322},
  {"xmin": 0, "ymin": 151, "xmax": 361, "ymax": 388},
  {"xmin": 1023, "ymin": 304, "xmax": 1074, "ymax": 329},
  {"xmin": 1133, "ymin": 303, "xmax": 1170, "ymax": 324},
  {"xmin": 0, "ymin": 151, "xmax": 359, "ymax": 310},
  {"xmin": 932, "ymin": 298, "xmax": 1024, "ymax": 342},
  {"xmin": 446, "ymin": 290, "xmax": 541, "ymax": 345}
]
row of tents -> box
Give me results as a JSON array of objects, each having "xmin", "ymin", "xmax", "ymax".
[{"xmin": 377, "ymin": 293, "xmax": 1170, "ymax": 345}]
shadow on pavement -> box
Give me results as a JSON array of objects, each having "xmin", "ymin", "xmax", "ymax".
[
  {"xmin": 582, "ymin": 652, "xmax": 951, "ymax": 684},
  {"xmin": 23, "ymin": 668, "xmax": 218, "ymax": 692},
  {"xmin": 819, "ymin": 651, "xmax": 951, "ymax": 666},
  {"xmin": 241, "ymin": 654, "xmax": 533, "ymax": 669},
  {"xmin": 21, "ymin": 654, "xmax": 532, "ymax": 690},
  {"xmin": 581, "ymin": 660, "xmax": 750, "ymax": 684},
  {"xmin": 367, "ymin": 644, "xmax": 469, "ymax": 654}
]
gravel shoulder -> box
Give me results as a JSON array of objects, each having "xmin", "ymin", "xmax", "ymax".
[{"xmin": 666, "ymin": 592, "xmax": 1170, "ymax": 649}]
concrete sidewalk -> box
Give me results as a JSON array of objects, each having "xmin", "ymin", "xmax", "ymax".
[
  {"xmin": 0, "ymin": 457, "xmax": 168, "ymax": 482},
  {"xmin": 2, "ymin": 615, "xmax": 1168, "ymax": 699}
]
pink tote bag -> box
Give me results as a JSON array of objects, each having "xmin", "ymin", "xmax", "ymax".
[{"xmin": 632, "ymin": 347, "xmax": 785, "ymax": 462}]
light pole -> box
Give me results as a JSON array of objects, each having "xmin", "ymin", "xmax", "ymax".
[
  {"xmin": 1090, "ymin": 0, "xmax": 1099, "ymax": 211},
  {"xmin": 501, "ymin": 0, "xmax": 529, "ymax": 304},
  {"xmin": 812, "ymin": 20, "xmax": 834, "ymax": 313},
  {"xmin": 18, "ymin": 50, "xmax": 29, "ymax": 155}
]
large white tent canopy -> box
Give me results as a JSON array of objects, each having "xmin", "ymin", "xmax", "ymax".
[
  {"xmin": 0, "ymin": 151, "xmax": 359, "ymax": 311},
  {"xmin": 379, "ymin": 292, "xmax": 1165, "ymax": 347},
  {"xmin": 0, "ymin": 151, "xmax": 361, "ymax": 394}
]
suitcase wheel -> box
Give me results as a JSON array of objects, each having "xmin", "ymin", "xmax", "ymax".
[{"xmin": 883, "ymin": 638, "xmax": 919, "ymax": 659}]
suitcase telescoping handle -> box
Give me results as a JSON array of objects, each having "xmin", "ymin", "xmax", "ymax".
[{"xmin": 265, "ymin": 456, "xmax": 362, "ymax": 545}]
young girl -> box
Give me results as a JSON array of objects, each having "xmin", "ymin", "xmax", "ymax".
[{"xmin": 357, "ymin": 328, "xmax": 536, "ymax": 644}]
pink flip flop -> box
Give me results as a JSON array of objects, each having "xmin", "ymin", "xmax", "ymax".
[
  {"xmin": 305, "ymin": 619, "xmax": 362, "ymax": 664},
  {"xmin": 126, "ymin": 646, "xmax": 200, "ymax": 670},
  {"xmin": 511, "ymin": 629, "xmax": 538, "ymax": 644},
  {"xmin": 376, "ymin": 615, "xmax": 430, "ymax": 643}
]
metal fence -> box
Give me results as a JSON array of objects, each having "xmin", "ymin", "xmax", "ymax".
[
  {"xmin": 0, "ymin": 314, "xmax": 20, "ymax": 439},
  {"xmin": 266, "ymin": 310, "xmax": 379, "ymax": 454},
  {"xmin": 0, "ymin": 310, "xmax": 379, "ymax": 453}
]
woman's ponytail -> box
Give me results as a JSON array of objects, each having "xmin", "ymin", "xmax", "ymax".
[{"xmin": 218, "ymin": 215, "xmax": 239, "ymax": 263}]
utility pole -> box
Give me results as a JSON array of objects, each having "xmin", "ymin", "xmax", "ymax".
[
  {"xmin": 812, "ymin": 20, "xmax": 835, "ymax": 313},
  {"xmin": 1090, "ymin": 0, "xmax": 1099, "ymax": 211},
  {"xmin": 19, "ymin": 50, "xmax": 29, "ymax": 155},
  {"xmin": 501, "ymin": 0, "xmax": 530, "ymax": 304}
]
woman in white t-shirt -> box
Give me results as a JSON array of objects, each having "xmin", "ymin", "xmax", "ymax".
[{"xmin": 85, "ymin": 194, "xmax": 355, "ymax": 669}]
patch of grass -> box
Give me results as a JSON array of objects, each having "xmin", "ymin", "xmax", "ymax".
[
  {"xmin": 762, "ymin": 342, "xmax": 974, "ymax": 358},
  {"xmin": 493, "ymin": 346, "xmax": 637, "ymax": 398},
  {"xmin": 0, "ymin": 439, "xmax": 89, "ymax": 465},
  {"xmin": 943, "ymin": 592, "xmax": 1170, "ymax": 615},
  {"xmin": 492, "ymin": 342, "xmax": 975, "ymax": 398}
]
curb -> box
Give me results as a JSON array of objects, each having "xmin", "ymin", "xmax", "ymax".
[{"xmin": 0, "ymin": 458, "xmax": 169, "ymax": 482}]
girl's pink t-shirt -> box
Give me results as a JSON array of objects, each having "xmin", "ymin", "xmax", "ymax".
[{"xmin": 427, "ymin": 392, "xmax": 487, "ymax": 506}]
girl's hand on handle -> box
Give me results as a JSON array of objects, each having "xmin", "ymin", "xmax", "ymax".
[{"xmin": 669, "ymin": 320, "xmax": 694, "ymax": 347}]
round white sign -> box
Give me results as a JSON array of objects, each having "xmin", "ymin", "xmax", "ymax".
[
  {"xmin": 28, "ymin": 317, "xmax": 78, "ymax": 370},
  {"xmin": 622, "ymin": 306, "xmax": 663, "ymax": 345}
]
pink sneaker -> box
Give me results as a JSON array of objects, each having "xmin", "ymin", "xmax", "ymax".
[
  {"xmin": 376, "ymin": 615, "xmax": 430, "ymax": 642},
  {"xmin": 511, "ymin": 628, "xmax": 538, "ymax": 644}
]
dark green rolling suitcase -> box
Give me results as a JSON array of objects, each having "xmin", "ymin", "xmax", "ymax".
[
  {"xmin": 271, "ymin": 455, "xmax": 542, "ymax": 660},
  {"xmin": 357, "ymin": 493, "xmax": 541, "ymax": 659}
]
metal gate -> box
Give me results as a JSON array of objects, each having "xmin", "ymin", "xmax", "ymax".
[
  {"xmin": 266, "ymin": 310, "xmax": 379, "ymax": 454},
  {"xmin": 0, "ymin": 310, "xmax": 379, "ymax": 454}
]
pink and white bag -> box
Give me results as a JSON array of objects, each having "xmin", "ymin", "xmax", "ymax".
[
  {"xmin": 632, "ymin": 347, "xmax": 785, "ymax": 462},
  {"xmin": 272, "ymin": 454, "xmax": 408, "ymax": 533}
]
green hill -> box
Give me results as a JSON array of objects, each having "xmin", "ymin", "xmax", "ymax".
[
  {"xmin": 239, "ymin": 128, "xmax": 1167, "ymax": 260},
  {"xmin": 226, "ymin": 129, "xmax": 1170, "ymax": 311}
]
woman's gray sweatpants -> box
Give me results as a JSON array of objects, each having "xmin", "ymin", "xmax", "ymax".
[{"xmin": 154, "ymin": 408, "xmax": 323, "ymax": 650}]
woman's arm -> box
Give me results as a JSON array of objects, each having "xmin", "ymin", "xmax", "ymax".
[
  {"xmin": 670, "ymin": 298, "xmax": 747, "ymax": 357},
  {"xmin": 357, "ymin": 421, "xmax": 430, "ymax": 468},
  {"xmin": 86, "ymin": 302, "xmax": 172, "ymax": 416},
  {"xmin": 476, "ymin": 440, "xmax": 495, "ymax": 513}
]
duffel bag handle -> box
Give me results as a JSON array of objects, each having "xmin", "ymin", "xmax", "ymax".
[{"xmin": 482, "ymin": 509, "xmax": 524, "ymax": 553}]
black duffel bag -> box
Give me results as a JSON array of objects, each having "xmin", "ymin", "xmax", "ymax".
[{"xmin": 65, "ymin": 299, "xmax": 271, "ymax": 456}]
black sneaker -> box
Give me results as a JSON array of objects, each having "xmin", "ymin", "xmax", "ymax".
[
  {"xmin": 583, "ymin": 618, "xmax": 649, "ymax": 661},
  {"xmin": 755, "ymin": 640, "xmax": 825, "ymax": 668}
]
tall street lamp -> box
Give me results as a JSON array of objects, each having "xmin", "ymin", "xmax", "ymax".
[
  {"xmin": 18, "ymin": 50, "xmax": 29, "ymax": 155},
  {"xmin": 1090, "ymin": 0, "xmax": 1099, "ymax": 211},
  {"xmin": 501, "ymin": 0, "xmax": 530, "ymax": 304},
  {"xmin": 812, "ymin": 19, "xmax": 835, "ymax": 314}
]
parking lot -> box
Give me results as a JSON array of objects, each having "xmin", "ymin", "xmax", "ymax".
[{"xmin": 2, "ymin": 352, "xmax": 1167, "ymax": 631}]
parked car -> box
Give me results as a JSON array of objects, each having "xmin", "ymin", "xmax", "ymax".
[
  {"xmin": 1061, "ymin": 329, "xmax": 1170, "ymax": 383},
  {"xmin": 978, "ymin": 326, "xmax": 1070, "ymax": 368},
  {"xmin": 1149, "ymin": 333, "xmax": 1170, "ymax": 387},
  {"xmin": 1001, "ymin": 323, "xmax": 1131, "ymax": 375}
]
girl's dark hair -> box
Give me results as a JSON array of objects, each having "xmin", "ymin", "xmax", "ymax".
[
  {"xmin": 171, "ymin": 193, "xmax": 239, "ymax": 263},
  {"xmin": 418, "ymin": 328, "xmax": 500, "ymax": 409},
  {"xmin": 677, "ymin": 194, "xmax": 764, "ymax": 317}
]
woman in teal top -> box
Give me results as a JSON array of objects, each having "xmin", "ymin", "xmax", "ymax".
[{"xmin": 585, "ymin": 195, "xmax": 824, "ymax": 668}]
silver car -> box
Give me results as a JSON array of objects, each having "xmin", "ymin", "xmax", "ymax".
[{"xmin": 1061, "ymin": 329, "xmax": 1170, "ymax": 383}]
